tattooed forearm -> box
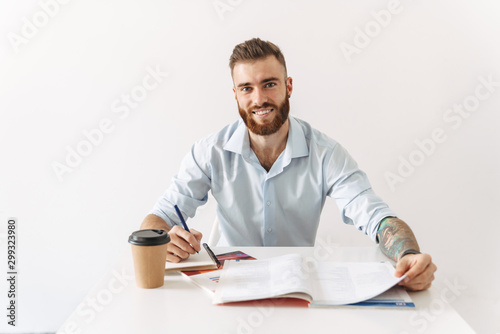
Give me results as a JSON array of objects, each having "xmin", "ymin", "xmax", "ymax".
[{"xmin": 377, "ymin": 217, "xmax": 420, "ymax": 262}]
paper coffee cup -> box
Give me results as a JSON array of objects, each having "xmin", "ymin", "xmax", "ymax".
[{"xmin": 128, "ymin": 229, "xmax": 170, "ymax": 289}]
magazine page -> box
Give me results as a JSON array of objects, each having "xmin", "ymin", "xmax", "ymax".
[
  {"xmin": 310, "ymin": 261, "xmax": 405, "ymax": 306},
  {"xmin": 182, "ymin": 250, "xmax": 256, "ymax": 295},
  {"xmin": 346, "ymin": 286, "xmax": 415, "ymax": 308},
  {"xmin": 213, "ymin": 254, "xmax": 313, "ymax": 304}
]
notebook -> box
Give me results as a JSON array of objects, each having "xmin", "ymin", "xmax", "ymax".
[{"xmin": 165, "ymin": 246, "xmax": 218, "ymax": 272}]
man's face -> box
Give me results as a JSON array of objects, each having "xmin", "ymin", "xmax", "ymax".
[{"xmin": 232, "ymin": 56, "xmax": 293, "ymax": 136}]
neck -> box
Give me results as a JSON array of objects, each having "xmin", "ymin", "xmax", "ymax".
[{"xmin": 249, "ymin": 119, "xmax": 289, "ymax": 171}]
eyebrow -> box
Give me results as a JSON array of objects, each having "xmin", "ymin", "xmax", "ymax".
[{"xmin": 236, "ymin": 77, "xmax": 280, "ymax": 88}]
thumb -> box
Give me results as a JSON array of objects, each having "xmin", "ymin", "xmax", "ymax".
[
  {"xmin": 395, "ymin": 256, "xmax": 411, "ymax": 278},
  {"xmin": 191, "ymin": 228, "xmax": 203, "ymax": 241}
]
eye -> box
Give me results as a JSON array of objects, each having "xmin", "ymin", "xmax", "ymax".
[
  {"xmin": 265, "ymin": 82, "xmax": 276, "ymax": 88},
  {"xmin": 241, "ymin": 87, "xmax": 251, "ymax": 92}
]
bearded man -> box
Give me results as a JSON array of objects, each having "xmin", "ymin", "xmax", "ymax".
[{"xmin": 140, "ymin": 38, "xmax": 436, "ymax": 291}]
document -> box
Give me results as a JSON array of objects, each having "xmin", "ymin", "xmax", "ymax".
[
  {"xmin": 213, "ymin": 254, "xmax": 407, "ymax": 306},
  {"xmin": 181, "ymin": 250, "xmax": 256, "ymax": 294}
]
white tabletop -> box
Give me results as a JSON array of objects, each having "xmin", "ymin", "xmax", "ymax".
[{"xmin": 57, "ymin": 246, "xmax": 475, "ymax": 334}]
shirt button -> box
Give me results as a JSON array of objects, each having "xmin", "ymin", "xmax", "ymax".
[
  {"xmin": 267, "ymin": 228, "xmax": 272, "ymax": 232},
  {"xmin": 267, "ymin": 201, "xmax": 271, "ymax": 206}
]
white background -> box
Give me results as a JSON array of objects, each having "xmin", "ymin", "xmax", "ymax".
[{"xmin": 0, "ymin": 1, "xmax": 499, "ymax": 333}]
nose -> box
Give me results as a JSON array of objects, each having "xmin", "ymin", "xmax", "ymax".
[{"xmin": 252, "ymin": 87, "xmax": 267, "ymax": 107}]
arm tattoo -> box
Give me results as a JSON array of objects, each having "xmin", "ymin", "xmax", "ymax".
[{"xmin": 377, "ymin": 217, "xmax": 420, "ymax": 262}]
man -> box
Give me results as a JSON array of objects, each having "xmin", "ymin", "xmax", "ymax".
[{"xmin": 141, "ymin": 38, "xmax": 436, "ymax": 291}]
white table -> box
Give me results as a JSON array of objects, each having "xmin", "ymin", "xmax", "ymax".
[{"xmin": 57, "ymin": 246, "xmax": 475, "ymax": 334}]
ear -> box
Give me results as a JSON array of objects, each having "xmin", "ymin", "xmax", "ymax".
[
  {"xmin": 233, "ymin": 87, "xmax": 237, "ymax": 100},
  {"xmin": 286, "ymin": 77, "xmax": 293, "ymax": 97}
]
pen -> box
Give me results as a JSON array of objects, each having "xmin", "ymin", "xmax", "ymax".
[
  {"xmin": 203, "ymin": 243, "xmax": 222, "ymax": 268},
  {"xmin": 174, "ymin": 204, "xmax": 190, "ymax": 232},
  {"xmin": 174, "ymin": 204, "xmax": 198, "ymax": 253}
]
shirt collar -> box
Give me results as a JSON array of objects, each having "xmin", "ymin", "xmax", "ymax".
[
  {"xmin": 223, "ymin": 119, "xmax": 252, "ymax": 158},
  {"xmin": 286, "ymin": 116, "xmax": 309, "ymax": 159},
  {"xmin": 223, "ymin": 116, "xmax": 309, "ymax": 159}
]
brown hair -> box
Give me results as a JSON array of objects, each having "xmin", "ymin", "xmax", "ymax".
[{"xmin": 229, "ymin": 38, "xmax": 287, "ymax": 77}]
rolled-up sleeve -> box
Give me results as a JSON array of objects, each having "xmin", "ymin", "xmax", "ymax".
[
  {"xmin": 150, "ymin": 140, "xmax": 212, "ymax": 228},
  {"xmin": 325, "ymin": 143, "xmax": 396, "ymax": 243}
]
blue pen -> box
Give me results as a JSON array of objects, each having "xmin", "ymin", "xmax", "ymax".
[{"xmin": 174, "ymin": 204, "xmax": 198, "ymax": 253}]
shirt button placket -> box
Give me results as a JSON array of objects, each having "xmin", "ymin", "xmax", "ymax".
[
  {"xmin": 263, "ymin": 178, "xmax": 275, "ymax": 245},
  {"xmin": 266, "ymin": 200, "xmax": 272, "ymax": 232}
]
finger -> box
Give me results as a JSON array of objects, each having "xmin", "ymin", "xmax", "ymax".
[
  {"xmin": 405, "ymin": 255, "xmax": 432, "ymax": 281},
  {"xmin": 166, "ymin": 242, "xmax": 190, "ymax": 260},
  {"xmin": 178, "ymin": 229, "xmax": 201, "ymax": 252},
  {"xmin": 403, "ymin": 276, "xmax": 434, "ymax": 291},
  {"xmin": 169, "ymin": 226, "xmax": 200, "ymax": 253},
  {"xmin": 394, "ymin": 256, "xmax": 412, "ymax": 278},
  {"xmin": 186, "ymin": 228, "xmax": 202, "ymax": 252},
  {"xmin": 166, "ymin": 252, "xmax": 184, "ymax": 263},
  {"xmin": 398, "ymin": 254, "xmax": 432, "ymax": 282},
  {"xmin": 413, "ymin": 262, "xmax": 436, "ymax": 281},
  {"xmin": 191, "ymin": 228, "xmax": 203, "ymax": 242},
  {"xmin": 169, "ymin": 231, "xmax": 196, "ymax": 254},
  {"xmin": 400, "ymin": 270, "xmax": 435, "ymax": 289},
  {"xmin": 399, "ymin": 262, "xmax": 437, "ymax": 290},
  {"xmin": 410, "ymin": 263, "xmax": 437, "ymax": 285}
]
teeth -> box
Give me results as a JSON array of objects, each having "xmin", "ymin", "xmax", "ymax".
[{"xmin": 255, "ymin": 109, "xmax": 271, "ymax": 115}]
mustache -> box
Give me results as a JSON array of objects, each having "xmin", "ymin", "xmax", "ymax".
[{"xmin": 250, "ymin": 102, "xmax": 277, "ymax": 111}]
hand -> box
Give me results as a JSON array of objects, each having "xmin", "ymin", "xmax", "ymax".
[
  {"xmin": 395, "ymin": 253, "xmax": 437, "ymax": 291},
  {"xmin": 166, "ymin": 225, "xmax": 202, "ymax": 263}
]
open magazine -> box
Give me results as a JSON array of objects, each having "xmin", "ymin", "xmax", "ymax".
[{"xmin": 213, "ymin": 254, "xmax": 414, "ymax": 307}]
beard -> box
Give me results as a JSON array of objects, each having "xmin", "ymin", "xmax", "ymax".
[{"xmin": 238, "ymin": 95, "xmax": 290, "ymax": 136}]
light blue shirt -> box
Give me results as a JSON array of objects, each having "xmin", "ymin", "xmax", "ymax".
[{"xmin": 151, "ymin": 116, "xmax": 396, "ymax": 246}]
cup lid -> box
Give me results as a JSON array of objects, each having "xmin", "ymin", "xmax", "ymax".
[{"xmin": 128, "ymin": 229, "xmax": 170, "ymax": 246}]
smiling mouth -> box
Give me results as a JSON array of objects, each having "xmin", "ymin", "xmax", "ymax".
[{"xmin": 253, "ymin": 108, "xmax": 273, "ymax": 116}]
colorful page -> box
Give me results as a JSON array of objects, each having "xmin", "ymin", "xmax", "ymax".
[
  {"xmin": 347, "ymin": 286, "xmax": 415, "ymax": 308},
  {"xmin": 181, "ymin": 250, "xmax": 256, "ymax": 294}
]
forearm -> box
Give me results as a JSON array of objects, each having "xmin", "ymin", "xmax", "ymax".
[
  {"xmin": 377, "ymin": 217, "xmax": 420, "ymax": 262},
  {"xmin": 140, "ymin": 214, "xmax": 171, "ymax": 231}
]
